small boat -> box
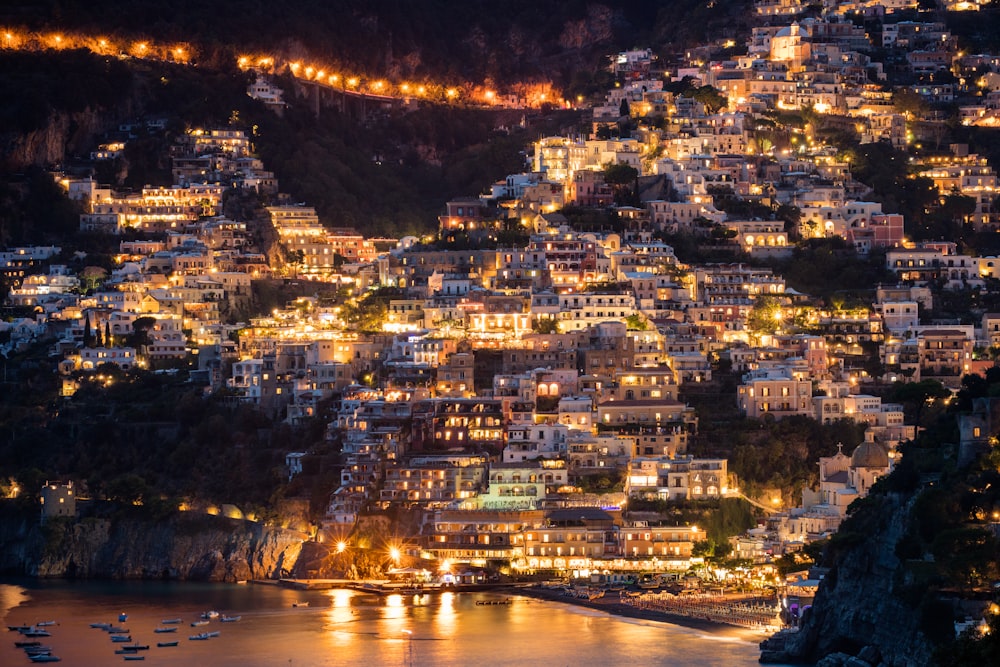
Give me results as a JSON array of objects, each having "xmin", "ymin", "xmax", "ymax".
[
  {"xmin": 160, "ymin": 618, "xmax": 182, "ymax": 625},
  {"xmin": 15, "ymin": 640, "xmax": 42, "ymax": 648},
  {"xmin": 105, "ymin": 626, "xmax": 128, "ymax": 634},
  {"xmin": 156, "ymin": 641, "xmax": 179, "ymax": 648},
  {"xmin": 220, "ymin": 615, "xmax": 241, "ymax": 622},
  {"xmin": 200, "ymin": 610, "xmax": 219, "ymax": 619},
  {"xmin": 28, "ymin": 656, "xmax": 61, "ymax": 663},
  {"xmin": 114, "ymin": 649, "xmax": 138, "ymax": 655},
  {"xmin": 190, "ymin": 620, "xmax": 209, "ymax": 627},
  {"xmin": 90, "ymin": 622, "xmax": 112, "ymax": 630},
  {"xmin": 110, "ymin": 635, "xmax": 133, "ymax": 643},
  {"xmin": 23, "ymin": 628, "xmax": 51, "ymax": 638},
  {"xmin": 206, "ymin": 631, "xmax": 220, "ymax": 638},
  {"xmin": 291, "ymin": 601, "xmax": 309, "ymax": 607},
  {"xmin": 35, "ymin": 621, "xmax": 57, "ymax": 627},
  {"xmin": 23, "ymin": 646, "xmax": 53, "ymax": 655},
  {"xmin": 123, "ymin": 657, "xmax": 145, "ymax": 662},
  {"xmin": 154, "ymin": 626, "xmax": 177, "ymax": 633},
  {"xmin": 189, "ymin": 633, "xmax": 211, "ymax": 640},
  {"xmin": 124, "ymin": 643, "xmax": 149, "ymax": 650},
  {"xmin": 118, "ymin": 613, "xmax": 128, "ymax": 622},
  {"xmin": 8, "ymin": 625, "xmax": 31, "ymax": 632}
]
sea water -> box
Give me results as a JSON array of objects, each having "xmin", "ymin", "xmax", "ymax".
[{"xmin": 1, "ymin": 580, "xmax": 761, "ymax": 666}]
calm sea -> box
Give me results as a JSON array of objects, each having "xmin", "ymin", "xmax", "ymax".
[{"xmin": 0, "ymin": 580, "xmax": 761, "ymax": 666}]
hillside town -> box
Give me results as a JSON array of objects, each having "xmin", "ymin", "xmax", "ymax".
[{"xmin": 5, "ymin": 0, "xmax": 1000, "ymax": 611}]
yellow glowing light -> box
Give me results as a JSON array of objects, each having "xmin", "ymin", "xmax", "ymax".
[
  {"xmin": 329, "ymin": 74, "xmax": 339, "ymax": 83},
  {"xmin": 417, "ymin": 85, "xmax": 426, "ymax": 95},
  {"xmin": 337, "ymin": 541, "xmax": 347, "ymax": 553},
  {"xmin": 238, "ymin": 56, "xmax": 249, "ymax": 68},
  {"xmin": 305, "ymin": 66, "xmax": 314, "ymax": 78},
  {"xmin": 446, "ymin": 88, "xmax": 458, "ymax": 99},
  {"xmin": 400, "ymin": 83, "xmax": 410, "ymax": 93},
  {"xmin": 289, "ymin": 62, "xmax": 301, "ymax": 73},
  {"xmin": 347, "ymin": 77, "xmax": 359, "ymax": 88},
  {"xmin": 389, "ymin": 546, "xmax": 401, "ymax": 562}
]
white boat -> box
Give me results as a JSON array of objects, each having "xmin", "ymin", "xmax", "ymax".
[
  {"xmin": 35, "ymin": 621, "xmax": 57, "ymax": 627},
  {"xmin": 154, "ymin": 626, "xmax": 178, "ymax": 633},
  {"xmin": 206, "ymin": 631, "xmax": 220, "ymax": 638},
  {"xmin": 220, "ymin": 615, "xmax": 241, "ymax": 622},
  {"xmin": 200, "ymin": 610, "xmax": 220, "ymax": 619},
  {"xmin": 190, "ymin": 620, "xmax": 209, "ymax": 627},
  {"xmin": 189, "ymin": 633, "xmax": 211, "ymax": 640},
  {"xmin": 291, "ymin": 601, "xmax": 309, "ymax": 607},
  {"xmin": 22, "ymin": 628, "xmax": 51, "ymax": 638}
]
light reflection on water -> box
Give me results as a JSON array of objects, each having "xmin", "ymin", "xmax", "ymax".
[{"xmin": 0, "ymin": 581, "xmax": 762, "ymax": 666}]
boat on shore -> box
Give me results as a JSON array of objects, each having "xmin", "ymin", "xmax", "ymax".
[{"xmin": 156, "ymin": 641, "xmax": 179, "ymax": 648}]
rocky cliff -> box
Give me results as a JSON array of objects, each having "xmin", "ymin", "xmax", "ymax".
[
  {"xmin": 0, "ymin": 511, "xmax": 307, "ymax": 582},
  {"xmin": 761, "ymin": 492, "xmax": 936, "ymax": 667},
  {"xmin": 1, "ymin": 106, "xmax": 128, "ymax": 170}
]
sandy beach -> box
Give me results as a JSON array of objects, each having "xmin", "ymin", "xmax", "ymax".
[{"xmin": 516, "ymin": 586, "xmax": 771, "ymax": 640}]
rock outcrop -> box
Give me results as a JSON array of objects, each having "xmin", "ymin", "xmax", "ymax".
[
  {"xmin": 0, "ymin": 511, "xmax": 307, "ymax": 582},
  {"xmin": 1, "ymin": 107, "xmax": 126, "ymax": 169},
  {"xmin": 761, "ymin": 493, "xmax": 935, "ymax": 667}
]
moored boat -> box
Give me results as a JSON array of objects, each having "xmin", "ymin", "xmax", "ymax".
[
  {"xmin": 90, "ymin": 622, "xmax": 112, "ymax": 630},
  {"xmin": 154, "ymin": 627, "xmax": 177, "ymax": 633},
  {"xmin": 123, "ymin": 656, "xmax": 145, "ymax": 661},
  {"xmin": 28, "ymin": 655, "xmax": 61, "ymax": 663},
  {"xmin": 35, "ymin": 621, "xmax": 56, "ymax": 627},
  {"xmin": 200, "ymin": 610, "xmax": 219, "ymax": 619},
  {"xmin": 160, "ymin": 618, "xmax": 182, "ymax": 625},
  {"xmin": 124, "ymin": 643, "xmax": 149, "ymax": 650},
  {"xmin": 190, "ymin": 620, "xmax": 209, "ymax": 627},
  {"xmin": 110, "ymin": 635, "xmax": 133, "ymax": 643},
  {"xmin": 156, "ymin": 641, "xmax": 179, "ymax": 647},
  {"xmin": 291, "ymin": 601, "xmax": 309, "ymax": 607},
  {"xmin": 189, "ymin": 633, "xmax": 211, "ymax": 640},
  {"xmin": 220, "ymin": 615, "xmax": 241, "ymax": 622},
  {"xmin": 22, "ymin": 628, "xmax": 51, "ymax": 638},
  {"xmin": 114, "ymin": 649, "xmax": 138, "ymax": 655},
  {"xmin": 15, "ymin": 640, "xmax": 42, "ymax": 648}
]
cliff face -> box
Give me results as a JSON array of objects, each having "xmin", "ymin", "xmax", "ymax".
[
  {"xmin": 0, "ymin": 512, "xmax": 306, "ymax": 582},
  {"xmin": 1, "ymin": 105, "xmax": 130, "ymax": 170},
  {"xmin": 764, "ymin": 493, "xmax": 935, "ymax": 667}
]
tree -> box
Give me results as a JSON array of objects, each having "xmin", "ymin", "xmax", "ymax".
[
  {"xmin": 532, "ymin": 318, "xmax": 559, "ymax": 334},
  {"xmin": 603, "ymin": 162, "xmax": 639, "ymax": 205},
  {"xmin": 619, "ymin": 97, "xmax": 630, "ymax": 118},
  {"xmin": 83, "ymin": 312, "xmax": 94, "ymax": 348}
]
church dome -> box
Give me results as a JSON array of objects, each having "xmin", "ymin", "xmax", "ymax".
[{"xmin": 851, "ymin": 441, "xmax": 889, "ymax": 469}]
